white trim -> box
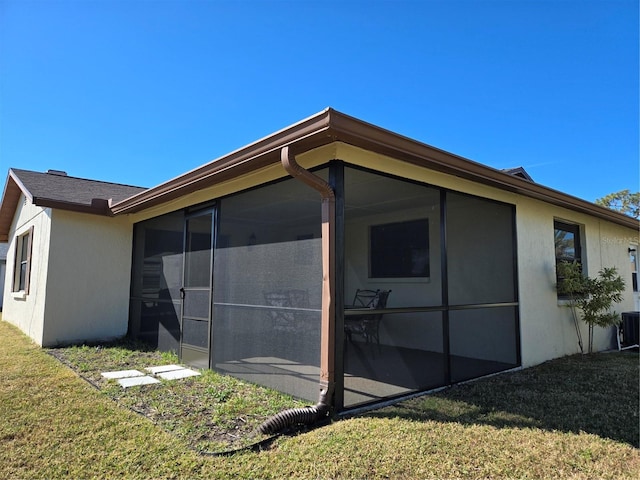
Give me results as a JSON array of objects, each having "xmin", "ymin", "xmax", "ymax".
[{"xmin": 11, "ymin": 291, "xmax": 26, "ymax": 300}]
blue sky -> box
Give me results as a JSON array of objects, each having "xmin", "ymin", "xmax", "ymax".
[{"xmin": 1, "ymin": 0, "xmax": 637, "ymax": 203}]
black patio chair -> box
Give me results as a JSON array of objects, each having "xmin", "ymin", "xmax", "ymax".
[{"xmin": 344, "ymin": 289, "xmax": 391, "ymax": 346}]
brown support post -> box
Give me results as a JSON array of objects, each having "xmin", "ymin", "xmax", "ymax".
[
  {"xmin": 319, "ymin": 195, "xmax": 336, "ymax": 403},
  {"xmin": 281, "ymin": 146, "xmax": 335, "ymax": 408}
]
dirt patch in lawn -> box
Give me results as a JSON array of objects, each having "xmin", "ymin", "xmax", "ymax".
[{"xmin": 47, "ymin": 339, "xmax": 306, "ymax": 454}]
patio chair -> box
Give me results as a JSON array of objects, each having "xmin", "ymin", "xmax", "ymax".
[{"xmin": 344, "ymin": 289, "xmax": 391, "ymax": 346}]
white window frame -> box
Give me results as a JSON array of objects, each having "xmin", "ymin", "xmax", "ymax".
[{"xmin": 12, "ymin": 226, "xmax": 34, "ymax": 295}]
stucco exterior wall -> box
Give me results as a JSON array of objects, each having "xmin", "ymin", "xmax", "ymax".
[
  {"xmin": 1, "ymin": 195, "xmax": 52, "ymax": 344},
  {"xmin": 42, "ymin": 209, "xmax": 134, "ymax": 346},
  {"xmin": 515, "ymin": 198, "xmax": 638, "ymax": 367}
]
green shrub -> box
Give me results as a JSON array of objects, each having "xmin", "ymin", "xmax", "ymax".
[{"xmin": 557, "ymin": 262, "xmax": 625, "ymax": 353}]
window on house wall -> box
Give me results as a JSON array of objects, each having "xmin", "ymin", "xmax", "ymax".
[
  {"xmin": 554, "ymin": 220, "xmax": 582, "ymax": 298},
  {"xmin": 13, "ymin": 227, "xmax": 33, "ymax": 293},
  {"xmin": 369, "ymin": 219, "xmax": 429, "ymax": 278}
]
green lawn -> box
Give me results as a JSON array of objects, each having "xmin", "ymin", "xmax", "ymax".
[{"xmin": 1, "ymin": 318, "xmax": 638, "ymax": 479}]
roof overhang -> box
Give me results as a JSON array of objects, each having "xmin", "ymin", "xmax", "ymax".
[
  {"xmin": 111, "ymin": 108, "xmax": 638, "ymax": 230},
  {"xmin": 0, "ymin": 169, "xmax": 112, "ymax": 242},
  {"xmin": 1, "ymin": 108, "xmax": 636, "ymax": 238},
  {"xmin": 0, "ymin": 172, "xmax": 23, "ymax": 242}
]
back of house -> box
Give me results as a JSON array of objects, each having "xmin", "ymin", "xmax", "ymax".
[{"xmin": 1, "ymin": 108, "xmax": 637, "ymax": 413}]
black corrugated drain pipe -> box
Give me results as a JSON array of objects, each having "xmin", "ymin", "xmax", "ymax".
[
  {"xmin": 257, "ymin": 146, "xmax": 336, "ymax": 435},
  {"xmin": 258, "ymin": 388, "xmax": 330, "ymax": 435}
]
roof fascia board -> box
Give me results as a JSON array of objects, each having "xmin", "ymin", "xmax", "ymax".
[
  {"xmin": 328, "ymin": 109, "xmax": 509, "ymax": 181},
  {"xmin": 110, "ymin": 109, "xmax": 336, "ymax": 214},
  {"xmin": 32, "ymin": 197, "xmax": 112, "ymax": 216},
  {"xmin": 326, "ymin": 110, "xmax": 639, "ymax": 230},
  {"xmin": 8, "ymin": 169, "xmax": 34, "ymax": 203},
  {"xmin": 109, "ymin": 107, "xmax": 638, "ymax": 230},
  {"xmin": 0, "ymin": 170, "xmax": 35, "ymax": 242}
]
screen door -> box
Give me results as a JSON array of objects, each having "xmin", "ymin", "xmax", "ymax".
[{"xmin": 180, "ymin": 209, "xmax": 214, "ymax": 368}]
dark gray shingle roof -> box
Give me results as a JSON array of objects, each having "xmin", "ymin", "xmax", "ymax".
[
  {"xmin": 501, "ymin": 167, "xmax": 534, "ymax": 182},
  {"xmin": 1, "ymin": 168, "xmax": 148, "ymax": 241},
  {"xmin": 11, "ymin": 169, "xmax": 146, "ymax": 207}
]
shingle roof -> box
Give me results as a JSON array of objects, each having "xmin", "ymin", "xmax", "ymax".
[
  {"xmin": 501, "ymin": 167, "xmax": 534, "ymax": 182},
  {"xmin": 0, "ymin": 169, "xmax": 146, "ymax": 241},
  {"xmin": 10, "ymin": 169, "xmax": 145, "ymax": 206}
]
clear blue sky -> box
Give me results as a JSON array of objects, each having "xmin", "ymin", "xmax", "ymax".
[{"xmin": 1, "ymin": 0, "xmax": 638, "ymax": 203}]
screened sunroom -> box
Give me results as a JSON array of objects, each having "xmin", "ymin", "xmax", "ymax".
[
  {"xmin": 128, "ymin": 158, "xmax": 520, "ymax": 412},
  {"xmin": 3, "ymin": 109, "xmax": 635, "ymax": 406}
]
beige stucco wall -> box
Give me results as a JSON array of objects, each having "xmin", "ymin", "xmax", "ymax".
[
  {"xmin": 41, "ymin": 209, "xmax": 134, "ymax": 346},
  {"xmin": 1, "ymin": 196, "xmax": 135, "ymax": 346},
  {"xmin": 2, "ymin": 195, "xmax": 52, "ymax": 344},
  {"xmin": 515, "ymin": 198, "xmax": 638, "ymax": 367}
]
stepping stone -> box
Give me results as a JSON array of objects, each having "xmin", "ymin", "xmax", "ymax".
[
  {"xmin": 156, "ymin": 368, "xmax": 201, "ymax": 380},
  {"xmin": 145, "ymin": 364, "xmax": 184, "ymax": 374},
  {"xmin": 117, "ymin": 376, "xmax": 161, "ymax": 388},
  {"xmin": 101, "ymin": 369, "xmax": 144, "ymax": 379}
]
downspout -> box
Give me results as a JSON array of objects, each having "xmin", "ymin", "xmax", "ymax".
[{"xmin": 258, "ymin": 146, "xmax": 335, "ymax": 434}]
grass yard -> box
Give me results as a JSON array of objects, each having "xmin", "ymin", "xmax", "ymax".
[{"xmin": 1, "ymin": 318, "xmax": 638, "ymax": 479}]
